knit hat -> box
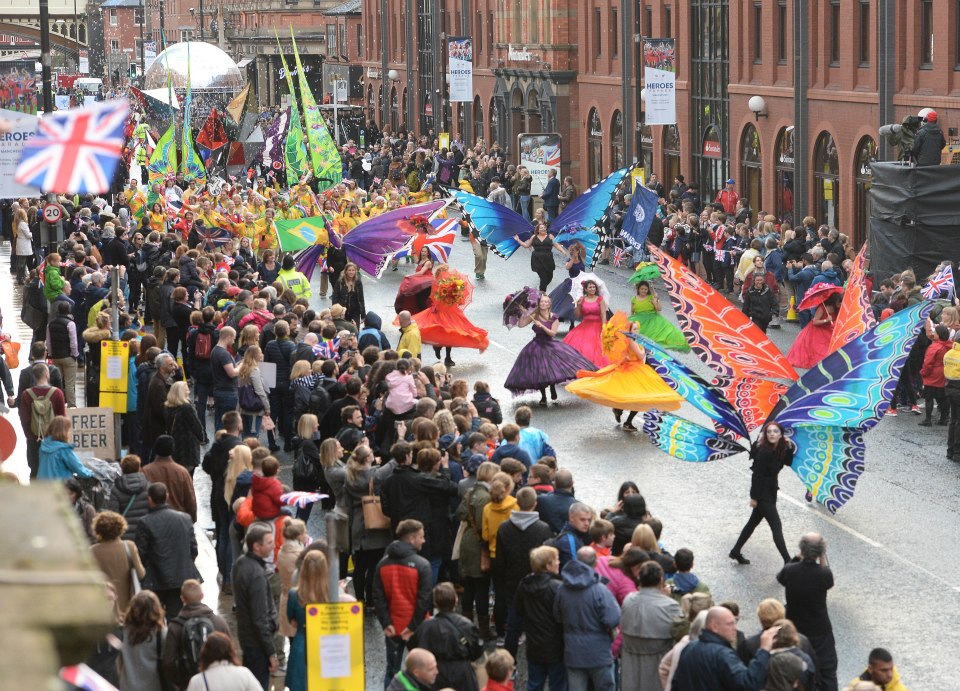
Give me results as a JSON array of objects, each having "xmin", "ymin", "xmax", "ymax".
[
  {"xmin": 79, "ymin": 207, "xmax": 92, "ymax": 218},
  {"xmin": 101, "ymin": 223, "xmax": 115, "ymax": 239},
  {"xmin": 99, "ymin": 205, "xmax": 115, "ymax": 220}
]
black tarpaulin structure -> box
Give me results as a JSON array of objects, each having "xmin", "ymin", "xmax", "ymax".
[{"xmin": 868, "ymin": 161, "xmax": 960, "ymax": 282}]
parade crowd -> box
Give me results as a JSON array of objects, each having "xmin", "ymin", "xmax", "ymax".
[{"xmin": 2, "ymin": 120, "xmax": 931, "ymax": 691}]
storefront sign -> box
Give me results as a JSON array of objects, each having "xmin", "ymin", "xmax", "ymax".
[
  {"xmin": 447, "ymin": 36, "xmax": 473, "ymax": 103},
  {"xmin": 703, "ymin": 140, "xmax": 722, "ymax": 158},
  {"xmin": 642, "ymin": 38, "xmax": 676, "ymax": 125},
  {"xmin": 508, "ymin": 45, "xmax": 535, "ymax": 61}
]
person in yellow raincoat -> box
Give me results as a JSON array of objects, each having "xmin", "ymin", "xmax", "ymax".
[
  {"xmin": 566, "ymin": 312, "xmax": 682, "ymax": 431},
  {"xmin": 254, "ymin": 208, "xmax": 278, "ymax": 255}
]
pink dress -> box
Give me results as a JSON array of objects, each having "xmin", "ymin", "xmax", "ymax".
[
  {"xmin": 786, "ymin": 306, "xmax": 836, "ymax": 369},
  {"xmin": 563, "ymin": 298, "xmax": 608, "ymax": 366}
]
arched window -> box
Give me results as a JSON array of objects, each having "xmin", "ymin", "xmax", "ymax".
[
  {"xmin": 663, "ymin": 124, "xmax": 681, "ymax": 190},
  {"xmin": 527, "ymin": 90, "xmax": 542, "ymax": 133},
  {"xmin": 473, "ymin": 96, "xmax": 484, "ymax": 146},
  {"xmin": 639, "ymin": 124, "xmax": 654, "ymax": 178},
  {"xmin": 814, "ymin": 131, "xmax": 840, "ymax": 228},
  {"xmin": 740, "ymin": 124, "xmax": 762, "ymax": 224},
  {"xmin": 78, "ymin": 24, "xmax": 86, "ymax": 43},
  {"xmin": 588, "ymin": 108, "xmax": 603, "ymax": 183},
  {"xmin": 775, "ymin": 127, "xmax": 795, "ymax": 226},
  {"xmin": 390, "ymin": 86, "xmax": 399, "ymax": 131},
  {"xmin": 611, "ymin": 110, "xmax": 625, "ymax": 170},
  {"xmin": 854, "ymin": 136, "xmax": 877, "ymax": 247},
  {"xmin": 700, "ymin": 125, "xmax": 724, "ymax": 201},
  {"xmin": 489, "ymin": 96, "xmax": 501, "ymax": 149}
]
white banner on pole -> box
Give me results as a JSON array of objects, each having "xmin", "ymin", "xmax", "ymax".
[
  {"xmin": 642, "ymin": 38, "xmax": 676, "ymax": 126},
  {"xmin": 0, "ymin": 107, "xmax": 39, "ymax": 198},
  {"xmin": 519, "ymin": 133, "xmax": 561, "ymax": 197},
  {"xmin": 447, "ymin": 37, "xmax": 473, "ymax": 103}
]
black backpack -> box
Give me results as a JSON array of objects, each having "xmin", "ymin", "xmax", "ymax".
[
  {"xmin": 173, "ymin": 615, "xmax": 216, "ymax": 682},
  {"xmin": 308, "ymin": 383, "xmax": 332, "ymax": 418},
  {"xmin": 293, "ymin": 447, "xmax": 320, "ymax": 489}
]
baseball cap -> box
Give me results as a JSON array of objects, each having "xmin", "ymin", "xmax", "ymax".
[{"xmin": 726, "ymin": 178, "xmax": 735, "ymax": 185}]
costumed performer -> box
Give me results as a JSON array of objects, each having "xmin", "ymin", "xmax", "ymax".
[
  {"xmin": 786, "ymin": 292, "xmax": 840, "ymax": 369},
  {"xmin": 514, "ymin": 222, "xmax": 569, "ymax": 291},
  {"xmin": 561, "ymin": 279, "xmax": 609, "ymax": 367},
  {"xmin": 394, "ymin": 246, "xmax": 435, "ymax": 314},
  {"xmin": 410, "ymin": 265, "xmax": 489, "ymax": 367},
  {"xmin": 628, "ymin": 281, "xmax": 690, "ymax": 352},
  {"xmin": 728, "ymin": 421, "xmax": 794, "ymax": 565},
  {"xmin": 566, "ymin": 313, "xmax": 683, "ymax": 430},
  {"xmin": 549, "ymin": 241, "xmax": 587, "ymax": 325},
  {"xmin": 504, "ymin": 294, "xmax": 597, "ymax": 406}
]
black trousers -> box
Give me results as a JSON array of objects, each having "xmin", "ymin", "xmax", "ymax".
[
  {"xmin": 732, "ymin": 499, "xmax": 791, "ymax": 562},
  {"xmin": 807, "ymin": 632, "xmax": 839, "ymax": 691},
  {"xmin": 352, "ymin": 547, "xmax": 385, "ymax": 604},
  {"xmin": 924, "ymin": 385, "xmax": 946, "ymax": 421},
  {"xmin": 947, "ymin": 383, "xmax": 960, "ymax": 457}
]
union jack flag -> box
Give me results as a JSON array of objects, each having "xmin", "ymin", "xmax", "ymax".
[
  {"xmin": 612, "ymin": 246, "xmax": 630, "ymax": 268},
  {"xmin": 196, "ymin": 226, "xmax": 234, "ymax": 251},
  {"xmin": 60, "ymin": 663, "xmax": 119, "ymax": 691},
  {"xmin": 922, "ymin": 264, "xmax": 955, "ymax": 300},
  {"xmin": 394, "ymin": 217, "xmax": 458, "ymax": 263},
  {"xmin": 15, "ymin": 100, "xmax": 129, "ymax": 195}
]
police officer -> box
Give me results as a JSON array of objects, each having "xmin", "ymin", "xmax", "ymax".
[{"xmin": 277, "ymin": 254, "xmax": 312, "ymax": 300}]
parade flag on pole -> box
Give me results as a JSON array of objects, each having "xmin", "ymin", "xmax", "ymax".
[
  {"xmin": 276, "ymin": 34, "xmax": 309, "ymax": 182},
  {"xmin": 922, "ymin": 264, "xmax": 955, "ymax": 300},
  {"xmin": 180, "ymin": 43, "xmax": 207, "ymax": 185},
  {"xmin": 14, "ymin": 100, "xmax": 128, "ymax": 194},
  {"xmin": 147, "ymin": 122, "xmax": 178, "ymax": 186},
  {"xmin": 619, "ymin": 183, "xmax": 659, "ymax": 253},
  {"xmin": 275, "ymin": 216, "xmax": 332, "ymax": 252},
  {"xmin": 226, "ymin": 83, "xmax": 251, "ymax": 124},
  {"xmin": 196, "ymin": 107, "xmax": 228, "ymax": 151},
  {"xmin": 291, "ymin": 27, "xmax": 342, "ymax": 191}
]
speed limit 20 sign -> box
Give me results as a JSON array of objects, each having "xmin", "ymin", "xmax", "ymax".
[{"xmin": 42, "ymin": 203, "xmax": 63, "ymax": 224}]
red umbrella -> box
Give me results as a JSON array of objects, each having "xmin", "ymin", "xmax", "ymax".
[{"xmin": 797, "ymin": 283, "xmax": 844, "ymax": 311}]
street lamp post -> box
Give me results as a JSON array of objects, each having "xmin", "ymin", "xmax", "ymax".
[
  {"xmin": 379, "ymin": 0, "xmax": 388, "ymax": 128},
  {"xmin": 73, "ymin": 0, "xmax": 79, "ymax": 71},
  {"xmin": 199, "ymin": 0, "xmax": 204, "ymax": 41},
  {"xmin": 139, "ymin": 0, "xmax": 145, "ymax": 78}
]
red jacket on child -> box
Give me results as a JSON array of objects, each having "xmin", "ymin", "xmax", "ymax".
[{"xmin": 921, "ymin": 339, "xmax": 954, "ymax": 387}]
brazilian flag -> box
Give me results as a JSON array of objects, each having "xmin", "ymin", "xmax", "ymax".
[{"xmin": 275, "ymin": 216, "xmax": 331, "ymax": 252}]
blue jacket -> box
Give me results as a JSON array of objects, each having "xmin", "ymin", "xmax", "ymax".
[
  {"xmin": 555, "ymin": 522, "xmax": 588, "ymax": 569},
  {"xmin": 673, "ymin": 630, "xmax": 770, "ymax": 690},
  {"xmin": 536, "ymin": 488, "xmax": 577, "ymax": 533},
  {"xmin": 786, "ymin": 264, "xmax": 817, "ymax": 300},
  {"xmin": 542, "ymin": 177, "xmax": 560, "ymax": 209},
  {"xmin": 490, "ymin": 442, "xmax": 533, "ymax": 470},
  {"xmin": 38, "ymin": 438, "xmax": 93, "ymax": 481},
  {"xmin": 553, "ymin": 560, "xmax": 621, "ymax": 669},
  {"xmin": 764, "ymin": 248, "xmax": 785, "ymax": 283},
  {"xmin": 810, "ymin": 268, "xmax": 842, "ymax": 289},
  {"xmin": 518, "ymin": 426, "xmax": 550, "ymax": 461}
]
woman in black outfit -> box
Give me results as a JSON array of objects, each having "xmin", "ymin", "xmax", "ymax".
[
  {"xmin": 331, "ymin": 261, "xmax": 366, "ymax": 327},
  {"xmin": 729, "ymin": 421, "xmax": 794, "ymax": 564},
  {"xmin": 514, "ymin": 222, "xmax": 569, "ymax": 291}
]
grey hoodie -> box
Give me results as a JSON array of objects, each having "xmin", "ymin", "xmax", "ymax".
[{"xmin": 509, "ymin": 510, "xmax": 542, "ymax": 531}]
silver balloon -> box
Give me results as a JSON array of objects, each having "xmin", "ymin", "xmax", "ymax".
[{"xmin": 143, "ymin": 42, "xmax": 244, "ymax": 92}]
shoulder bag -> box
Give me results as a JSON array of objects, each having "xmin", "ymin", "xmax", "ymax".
[
  {"xmin": 123, "ymin": 541, "xmax": 141, "ymax": 595},
  {"xmin": 361, "ymin": 476, "xmax": 391, "ymax": 530}
]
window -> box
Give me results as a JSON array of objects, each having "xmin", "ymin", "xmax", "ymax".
[
  {"xmin": 339, "ymin": 24, "xmax": 346, "ymax": 56},
  {"xmin": 530, "ymin": 0, "xmax": 539, "ymax": 43},
  {"xmin": 179, "ymin": 29, "xmax": 192, "ymax": 42},
  {"xmin": 109, "ymin": 9, "xmax": 117, "ymax": 26},
  {"xmin": 665, "ymin": 6, "xmax": 673, "ymax": 38},
  {"xmin": 134, "ymin": 7, "xmax": 144, "ymax": 25},
  {"xmin": 814, "ymin": 131, "xmax": 840, "ymax": 229},
  {"xmin": 777, "ymin": 1, "xmax": 787, "ymax": 62},
  {"xmin": 512, "ymin": 0, "xmax": 521, "ymax": 42},
  {"xmin": 920, "ymin": 0, "xmax": 933, "ymax": 66},
  {"xmin": 476, "ymin": 12, "xmax": 482, "ymax": 53},
  {"xmin": 327, "ymin": 24, "xmax": 337, "ymax": 55},
  {"xmin": 639, "ymin": 124, "xmax": 654, "ymax": 177},
  {"xmin": 740, "ymin": 124, "xmax": 762, "ymax": 225},
  {"xmin": 488, "ymin": 11, "xmax": 493, "ymax": 50},
  {"xmin": 611, "ymin": 8, "xmax": 618, "ymax": 58},
  {"xmin": 829, "ymin": 0, "xmax": 840, "ymax": 65},
  {"xmin": 775, "ymin": 127, "xmax": 795, "ymax": 225},
  {"xmin": 644, "ymin": 6, "xmax": 653, "ymax": 38},
  {"xmin": 854, "ymin": 136, "xmax": 877, "ymax": 247},
  {"xmin": 611, "ymin": 111, "xmax": 625, "ymax": 170},
  {"xmin": 858, "ymin": 1, "xmax": 870, "ymax": 65},
  {"xmin": 473, "ymin": 96, "xmax": 483, "ymax": 145},
  {"xmin": 663, "ymin": 125, "xmax": 681, "ymax": 190},
  {"xmin": 753, "ymin": 3, "xmax": 762, "ymax": 62},
  {"xmin": 111, "ymin": 39, "xmax": 119, "ymax": 51},
  {"xmin": 357, "ymin": 24, "xmax": 362, "ymax": 57},
  {"xmin": 588, "ymin": 108, "xmax": 603, "ymax": 183},
  {"xmin": 594, "ymin": 9, "xmax": 602, "ymax": 58}
]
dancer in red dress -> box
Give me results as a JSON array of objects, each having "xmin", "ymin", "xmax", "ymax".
[
  {"xmin": 394, "ymin": 247, "xmax": 434, "ymax": 314},
  {"xmin": 410, "ymin": 265, "xmax": 489, "ymax": 367},
  {"xmin": 787, "ymin": 293, "xmax": 840, "ymax": 369}
]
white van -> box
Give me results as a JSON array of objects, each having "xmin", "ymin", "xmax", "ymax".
[{"xmin": 75, "ymin": 77, "xmax": 103, "ymax": 105}]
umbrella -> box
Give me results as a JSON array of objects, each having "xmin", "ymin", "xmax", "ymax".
[
  {"xmin": 503, "ymin": 286, "xmax": 542, "ymax": 329},
  {"xmin": 629, "ymin": 262, "xmax": 661, "ymax": 284},
  {"xmin": 280, "ymin": 492, "xmax": 329, "ymax": 509},
  {"xmin": 798, "ymin": 283, "xmax": 844, "ymax": 311}
]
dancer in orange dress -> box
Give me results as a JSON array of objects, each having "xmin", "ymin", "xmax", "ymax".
[
  {"xmin": 786, "ymin": 293, "xmax": 840, "ymax": 369},
  {"xmin": 567, "ymin": 313, "xmax": 683, "ymax": 430},
  {"xmin": 410, "ymin": 265, "xmax": 489, "ymax": 367}
]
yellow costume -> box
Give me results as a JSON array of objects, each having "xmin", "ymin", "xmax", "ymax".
[{"xmin": 566, "ymin": 313, "xmax": 683, "ymax": 412}]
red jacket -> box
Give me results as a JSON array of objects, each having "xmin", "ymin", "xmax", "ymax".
[
  {"xmin": 483, "ymin": 680, "xmax": 515, "ymax": 691},
  {"xmin": 372, "ymin": 539, "xmax": 432, "ymax": 634},
  {"xmin": 251, "ymin": 473, "xmax": 283, "ymax": 520},
  {"xmin": 921, "ymin": 339, "xmax": 954, "ymax": 387}
]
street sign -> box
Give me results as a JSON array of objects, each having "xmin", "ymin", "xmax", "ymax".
[
  {"xmin": 334, "ymin": 80, "xmax": 348, "ymax": 103},
  {"xmin": 42, "ymin": 203, "xmax": 62, "ymax": 224}
]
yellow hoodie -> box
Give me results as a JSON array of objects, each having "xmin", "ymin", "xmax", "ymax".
[{"xmin": 481, "ymin": 495, "xmax": 517, "ymax": 558}]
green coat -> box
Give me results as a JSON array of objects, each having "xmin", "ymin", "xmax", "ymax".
[{"xmin": 455, "ymin": 482, "xmax": 490, "ymax": 579}]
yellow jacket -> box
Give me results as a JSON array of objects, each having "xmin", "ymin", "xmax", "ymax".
[
  {"xmin": 397, "ymin": 322, "xmax": 422, "ymax": 359},
  {"xmin": 849, "ymin": 668, "xmax": 907, "ymax": 691},
  {"xmin": 481, "ymin": 496, "xmax": 518, "ymax": 558},
  {"xmin": 278, "ymin": 267, "xmax": 312, "ymax": 299}
]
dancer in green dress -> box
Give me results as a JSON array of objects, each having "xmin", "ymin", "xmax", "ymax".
[{"xmin": 628, "ymin": 281, "xmax": 690, "ymax": 352}]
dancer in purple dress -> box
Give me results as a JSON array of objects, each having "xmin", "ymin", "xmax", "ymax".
[{"xmin": 505, "ymin": 295, "xmax": 597, "ymax": 406}]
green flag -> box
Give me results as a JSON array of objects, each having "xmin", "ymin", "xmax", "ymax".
[
  {"xmin": 291, "ymin": 28, "xmax": 342, "ymax": 192},
  {"xmin": 147, "ymin": 123, "xmax": 178, "ymax": 188},
  {"xmin": 277, "ymin": 48, "xmax": 309, "ymax": 182},
  {"xmin": 275, "ymin": 216, "xmax": 331, "ymax": 252},
  {"xmin": 181, "ymin": 43, "xmax": 207, "ymax": 185}
]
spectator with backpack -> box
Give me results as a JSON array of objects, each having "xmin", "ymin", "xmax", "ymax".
[
  {"xmin": 162, "ymin": 579, "xmax": 230, "ymax": 690},
  {"xmin": 185, "ymin": 306, "xmax": 217, "ymax": 430},
  {"xmin": 471, "ymin": 381, "xmax": 502, "ymax": 424},
  {"xmin": 18, "ymin": 362, "xmax": 66, "ymax": 478}
]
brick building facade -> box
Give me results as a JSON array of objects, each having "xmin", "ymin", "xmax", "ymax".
[{"xmin": 361, "ymin": 0, "xmax": 960, "ymax": 246}]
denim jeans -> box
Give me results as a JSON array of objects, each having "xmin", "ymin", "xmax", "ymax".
[
  {"xmin": 527, "ymin": 661, "xmax": 567, "ymax": 691},
  {"xmin": 567, "ymin": 664, "xmax": 615, "ymax": 691},
  {"xmin": 242, "ymin": 413, "xmax": 262, "ymax": 438},
  {"xmin": 383, "ymin": 635, "xmax": 406, "ymax": 689},
  {"xmin": 212, "ymin": 389, "xmax": 238, "ymax": 431},
  {"xmin": 194, "ymin": 379, "xmax": 213, "ymax": 430},
  {"xmin": 429, "ymin": 555, "xmax": 442, "ymax": 585},
  {"xmin": 519, "ymin": 195, "xmax": 532, "ymax": 221}
]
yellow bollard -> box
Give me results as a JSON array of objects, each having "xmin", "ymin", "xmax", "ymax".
[{"xmin": 786, "ymin": 295, "xmax": 798, "ymax": 322}]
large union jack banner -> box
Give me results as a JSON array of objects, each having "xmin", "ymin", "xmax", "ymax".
[{"xmin": 15, "ymin": 100, "xmax": 129, "ymax": 194}]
